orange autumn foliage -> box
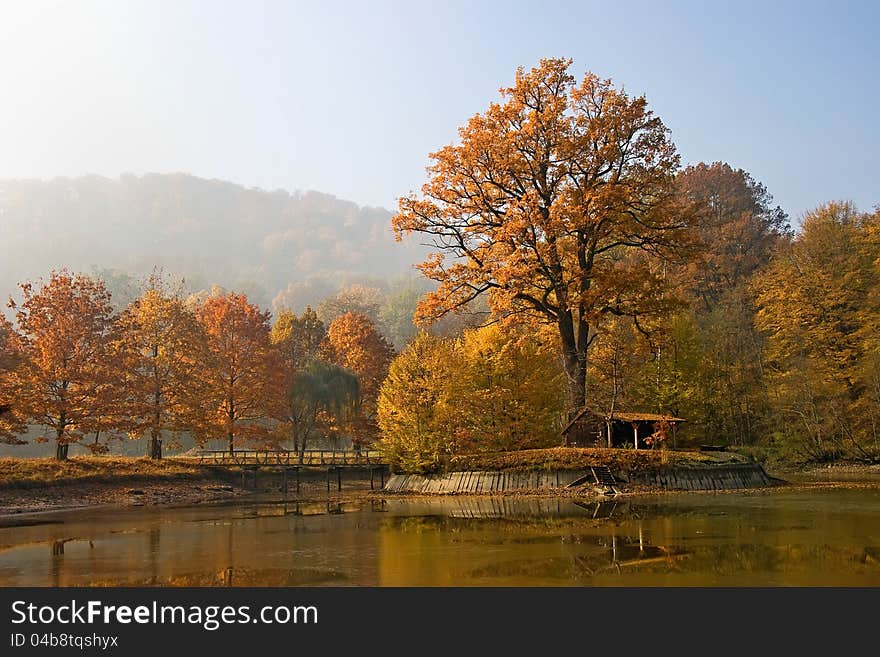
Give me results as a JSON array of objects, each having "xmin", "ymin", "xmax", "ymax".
[
  {"xmin": 393, "ymin": 58, "xmax": 694, "ymax": 413},
  {"xmin": 194, "ymin": 292, "xmax": 283, "ymax": 453},
  {"xmin": 323, "ymin": 311, "xmax": 394, "ymax": 446},
  {"xmin": 7, "ymin": 271, "xmax": 116, "ymax": 459},
  {"xmin": 324, "ymin": 312, "xmax": 394, "ymax": 412},
  {"xmin": 0, "ymin": 315, "xmax": 26, "ymax": 444}
]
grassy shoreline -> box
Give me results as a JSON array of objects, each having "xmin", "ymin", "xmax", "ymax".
[
  {"xmin": 0, "ymin": 456, "xmax": 213, "ymax": 490},
  {"xmin": 444, "ymin": 447, "xmax": 751, "ymax": 473}
]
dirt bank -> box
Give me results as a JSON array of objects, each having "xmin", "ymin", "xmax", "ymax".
[{"xmin": 0, "ymin": 456, "xmax": 380, "ymax": 518}]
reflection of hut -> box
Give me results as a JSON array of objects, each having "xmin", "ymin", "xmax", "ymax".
[{"xmin": 562, "ymin": 408, "xmax": 686, "ymax": 449}]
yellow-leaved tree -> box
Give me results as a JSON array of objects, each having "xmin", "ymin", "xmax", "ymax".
[
  {"xmin": 754, "ymin": 202, "xmax": 880, "ymax": 460},
  {"xmin": 377, "ymin": 327, "xmax": 566, "ymax": 472},
  {"xmin": 451, "ymin": 325, "xmax": 565, "ymax": 452},
  {"xmin": 114, "ymin": 282, "xmax": 209, "ymax": 458},
  {"xmin": 377, "ymin": 332, "xmax": 457, "ymax": 472}
]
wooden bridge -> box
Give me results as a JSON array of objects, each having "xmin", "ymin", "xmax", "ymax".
[
  {"xmin": 195, "ymin": 448, "xmax": 385, "ymax": 467},
  {"xmin": 189, "ymin": 449, "xmax": 389, "ymax": 493}
]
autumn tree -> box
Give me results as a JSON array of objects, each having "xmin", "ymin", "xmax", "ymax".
[
  {"xmin": 0, "ymin": 315, "xmax": 26, "ymax": 444},
  {"xmin": 195, "ymin": 292, "xmax": 282, "ymax": 454},
  {"xmin": 114, "ymin": 282, "xmax": 209, "ymax": 458},
  {"xmin": 377, "ymin": 328, "xmax": 566, "ymax": 470},
  {"xmin": 622, "ymin": 162, "xmax": 792, "ymax": 446},
  {"xmin": 270, "ymin": 306, "xmax": 339, "ymax": 452},
  {"xmin": 393, "ymin": 58, "xmax": 691, "ymax": 415},
  {"xmin": 324, "ymin": 311, "xmax": 394, "ymax": 445},
  {"xmin": 325, "ymin": 312, "xmax": 394, "ymax": 406},
  {"xmin": 677, "ymin": 162, "xmax": 790, "ymax": 309},
  {"xmin": 377, "ymin": 332, "xmax": 457, "ymax": 472},
  {"xmin": 754, "ymin": 202, "xmax": 880, "ymax": 460},
  {"xmin": 451, "ymin": 325, "xmax": 565, "ymax": 451},
  {"xmin": 8, "ymin": 271, "xmax": 116, "ymax": 459},
  {"xmin": 271, "ymin": 306, "xmax": 326, "ymax": 373}
]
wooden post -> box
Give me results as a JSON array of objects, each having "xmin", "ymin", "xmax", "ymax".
[
  {"xmin": 633, "ymin": 424, "xmax": 639, "ymax": 450},
  {"xmin": 296, "ymin": 467, "xmax": 300, "ymax": 494},
  {"xmin": 370, "ymin": 468, "xmax": 374, "ymax": 490},
  {"xmin": 337, "ymin": 467, "xmax": 342, "ymax": 492},
  {"xmin": 380, "ymin": 468, "xmax": 385, "ymax": 489},
  {"xmin": 326, "ymin": 468, "xmax": 330, "ymax": 493},
  {"xmin": 282, "ymin": 468, "xmax": 288, "ymax": 494}
]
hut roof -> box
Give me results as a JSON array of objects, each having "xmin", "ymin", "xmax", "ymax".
[{"xmin": 561, "ymin": 408, "xmax": 686, "ymax": 435}]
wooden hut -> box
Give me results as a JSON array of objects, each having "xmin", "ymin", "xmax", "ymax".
[{"xmin": 562, "ymin": 408, "xmax": 686, "ymax": 449}]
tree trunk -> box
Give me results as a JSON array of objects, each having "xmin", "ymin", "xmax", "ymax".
[
  {"xmin": 150, "ymin": 382, "xmax": 162, "ymax": 459},
  {"xmin": 55, "ymin": 411, "xmax": 69, "ymax": 460},
  {"xmin": 149, "ymin": 431, "xmax": 162, "ymax": 459},
  {"xmin": 559, "ymin": 317, "xmax": 588, "ymax": 417},
  {"xmin": 227, "ymin": 392, "xmax": 235, "ymax": 456}
]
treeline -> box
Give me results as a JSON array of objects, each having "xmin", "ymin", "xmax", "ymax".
[
  {"xmin": 378, "ymin": 162, "xmax": 880, "ymax": 466},
  {"xmin": 585, "ymin": 176, "xmax": 880, "ymax": 463},
  {"xmin": 0, "ymin": 271, "xmax": 397, "ymax": 459}
]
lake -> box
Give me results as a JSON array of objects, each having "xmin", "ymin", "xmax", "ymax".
[{"xmin": 2, "ymin": 487, "xmax": 880, "ymax": 586}]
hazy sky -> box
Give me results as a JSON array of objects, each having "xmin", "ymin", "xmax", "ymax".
[{"xmin": 1, "ymin": 0, "xmax": 877, "ymax": 220}]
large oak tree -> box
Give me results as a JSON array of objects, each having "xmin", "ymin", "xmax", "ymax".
[{"xmin": 393, "ymin": 58, "xmax": 691, "ymax": 413}]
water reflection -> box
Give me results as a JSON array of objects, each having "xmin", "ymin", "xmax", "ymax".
[{"xmin": 2, "ymin": 489, "xmax": 880, "ymax": 586}]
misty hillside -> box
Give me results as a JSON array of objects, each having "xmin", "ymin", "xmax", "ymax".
[{"xmin": 0, "ymin": 173, "xmax": 428, "ymax": 310}]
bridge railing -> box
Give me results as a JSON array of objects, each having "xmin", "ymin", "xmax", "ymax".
[{"xmin": 193, "ymin": 449, "xmax": 385, "ymax": 466}]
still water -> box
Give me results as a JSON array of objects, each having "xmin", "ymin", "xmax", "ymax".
[{"xmin": 2, "ymin": 488, "xmax": 880, "ymax": 586}]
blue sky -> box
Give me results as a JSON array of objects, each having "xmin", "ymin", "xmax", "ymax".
[{"xmin": 0, "ymin": 0, "xmax": 877, "ymax": 221}]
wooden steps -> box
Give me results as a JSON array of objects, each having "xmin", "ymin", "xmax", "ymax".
[
  {"xmin": 591, "ymin": 465, "xmax": 617, "ymax": 487},
  {"xmin": 565, "ymin": 466, "xmax": 617, "ymax": 489}
]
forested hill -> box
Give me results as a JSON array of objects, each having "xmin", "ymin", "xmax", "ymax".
[{"xmin": 0, "ymin": 173, "xmax": 427, "ymax": 310}]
